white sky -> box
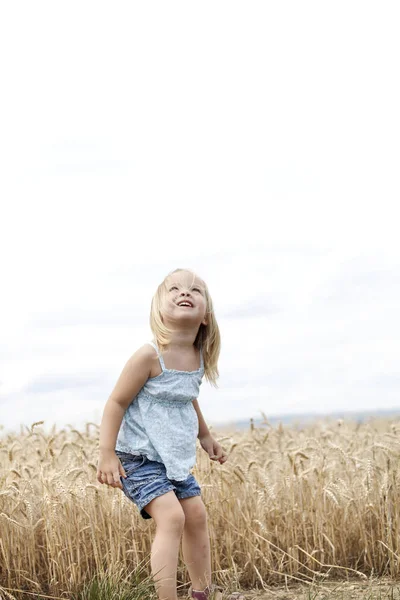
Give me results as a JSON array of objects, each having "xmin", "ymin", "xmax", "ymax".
[{"xmin": 1, "ymin": 1, "xmax": 399, "ymax": 437}]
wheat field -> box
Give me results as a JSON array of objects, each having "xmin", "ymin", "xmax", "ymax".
[{"xmin": 1, "ymin": 415, "xmax": 400, "ymax": 599}]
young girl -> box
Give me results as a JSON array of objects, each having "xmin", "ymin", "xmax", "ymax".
[{"xmin": 97, "ymin": 268, "xmax": 243, "ymax": 600}]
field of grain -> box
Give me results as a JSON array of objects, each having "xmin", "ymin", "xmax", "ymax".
[{"xmin": 1, "ymin": 415, "xmax": 400, "ymax": 600}]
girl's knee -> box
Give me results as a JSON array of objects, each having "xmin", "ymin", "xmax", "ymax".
[
  {"xmin": 181, "ymin": 497, "xmax": 208, "ymax": 530},
  {"xmin": 145, "ymin": 492, "xmax": 185, "ymax": 532}
]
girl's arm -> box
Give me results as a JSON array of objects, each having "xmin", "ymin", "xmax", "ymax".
[
  {"xmin": 192, "ymin": 398, "xmax": 210, "ymax": 439},
  {"xmin": 192, "ymin": 398, "xmax": 228, "ymax": 464},
  {"xmin": 99, "ymin": 344, "xmax": 154, "ymax": 452}
]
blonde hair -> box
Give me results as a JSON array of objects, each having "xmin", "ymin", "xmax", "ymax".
[{"xmin": 149, "ymin": 268, "xmax": 221, "ymax": 388}]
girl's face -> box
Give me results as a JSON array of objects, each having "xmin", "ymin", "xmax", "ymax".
[{"xmin": 162, "ymin": 271, "xmax": 208, "ymax": 326}]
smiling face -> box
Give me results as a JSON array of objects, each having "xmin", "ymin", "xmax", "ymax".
[{"xmin": 162, "ymin": 270, "xmax": 208, "ymax": 327}]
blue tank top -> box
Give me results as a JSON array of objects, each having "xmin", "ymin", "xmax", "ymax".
[{"xmin": 115, "ymin": 341, "xmax": 204, "ymax": 481}]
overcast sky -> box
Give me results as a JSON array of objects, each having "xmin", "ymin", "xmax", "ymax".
[{"xmin": 1, "ymin": 1, "xmax": 399, "ymax": 437}]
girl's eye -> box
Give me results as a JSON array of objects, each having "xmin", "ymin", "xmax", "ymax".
[{"xmin": 169, "ymin": 285, "xmax": 201, "ymax": 292}]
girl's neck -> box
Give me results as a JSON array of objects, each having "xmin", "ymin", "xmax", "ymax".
[{"xmin": 159, "ymin": 331, "xmax": 197, "ymax": 351}]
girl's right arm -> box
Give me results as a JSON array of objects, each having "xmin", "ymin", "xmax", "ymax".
[{"xmin": 97, "ymin": 344, "xmax": 154, "ymax": 488}]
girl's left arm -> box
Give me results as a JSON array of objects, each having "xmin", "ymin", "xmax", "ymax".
[
  {"xmin": 192, "ymin": 399, "xmax": 228, "ymax": 464},
  {"xmin": 192, "ymin": 398, "xmax": 210, "ymax": 439}
]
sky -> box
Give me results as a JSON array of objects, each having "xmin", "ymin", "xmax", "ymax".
[{"xmin": 1, "ymin": 1, "xmax": 399, "ymax": 437}]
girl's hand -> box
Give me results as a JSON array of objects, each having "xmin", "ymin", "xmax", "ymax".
[
  {"xmin": 97, "ymin": 449, "xmax": 127, "ymax": 489},
  {"xmin": 199, "ymin": 434, "xmax": 228, "ymax": 464}
]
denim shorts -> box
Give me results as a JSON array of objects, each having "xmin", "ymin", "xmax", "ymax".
[{"xmin": 115, "ymin": 451, "xmax": 201, "ymax": 519}]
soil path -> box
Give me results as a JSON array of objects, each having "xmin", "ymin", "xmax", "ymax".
[{"xmin": 236, "ymin": 578, "xmax": 400, "ymax": 599}]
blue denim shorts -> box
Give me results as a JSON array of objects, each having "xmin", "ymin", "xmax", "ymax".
[{"xmin": 115, "ymin": 451, "xmax": 201, "ymax": 519}]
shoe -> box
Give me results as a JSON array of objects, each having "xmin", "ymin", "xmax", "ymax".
[{"xmin": 189, "ymin": 584, "xmax": 244, "ymax": 600}]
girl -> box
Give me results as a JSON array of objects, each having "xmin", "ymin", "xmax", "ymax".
[{"xmin": 97, "ymin": 268, "xmax": 243, "ymax": 600}]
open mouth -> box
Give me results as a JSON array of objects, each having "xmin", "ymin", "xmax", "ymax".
[{"xmin": 177, "ymin": 301, "xmax": 193, "ymax": 307}]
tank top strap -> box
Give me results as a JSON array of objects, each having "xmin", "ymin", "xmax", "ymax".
[
  {"xmin": 147, "ymin": 341, "xmax": 166, "ymax": 370},
  {"xmin": 148, "ymin": 341, "xmax": 203, "ymax": 372}
]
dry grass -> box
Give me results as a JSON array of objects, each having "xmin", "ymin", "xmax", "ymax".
[{"xmin": 1, "ymin": 415, "xmax": 400, "ymax": 599}]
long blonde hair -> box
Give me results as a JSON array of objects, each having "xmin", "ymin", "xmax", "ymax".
[{"xmin": 149, "ymin": 268, "xmax": 221, "ymax": 387}]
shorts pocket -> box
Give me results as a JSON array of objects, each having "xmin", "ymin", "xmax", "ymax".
[
  {"xmin": 129, "ymin": 458, "xmax": 164, "ymax": 489},
  {"xmin": 118, "ymin": 454, "xmax": 146, "ymax": 476}
]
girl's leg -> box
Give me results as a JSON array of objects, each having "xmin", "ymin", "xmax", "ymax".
[
  {"xmin": 145, "ymin": 491, "xmax": 186, "ymax": 600},
  {"xmin": 179, "ymin": 497, "xmax": 212, "ymax": 593}
]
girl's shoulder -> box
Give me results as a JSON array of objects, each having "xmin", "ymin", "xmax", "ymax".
[
  {"xmin": 127, "ymin": 342, "xmax": 159, "ymax": 378},
  {"xmin": 143, "ymin": 341, "xmax": 163, "ymax": 379},
  {"xmin": 109, "ymin": 344, "xmax": 156, "ymax": 411},
  {"xmin": 133, "ymin": 341, "xmax": 158, "ymax": 359}
]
